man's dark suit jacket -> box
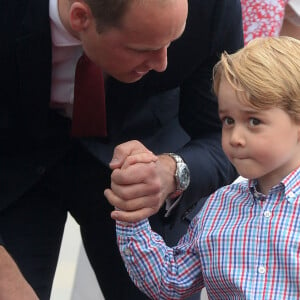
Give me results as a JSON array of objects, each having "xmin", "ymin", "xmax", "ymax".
[{"xmin": 1, "ymin": 0, "xmax": 243, "ymax": 219}]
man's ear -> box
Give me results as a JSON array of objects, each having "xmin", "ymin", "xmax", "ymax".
[{"xmin": 69, "ymin": 2, "xmax": 93, "ymax": 32}]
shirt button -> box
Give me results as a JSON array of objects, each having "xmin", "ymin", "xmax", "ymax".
[
  {"xmin": 264, "ymin": 211, "xmax": 271, "ymax": 218},
  {"xmin": 124, "ymin": 248, "xmax": 131, "ymax": 256},
  {"xmin": 258, "ymin": 266, "xmax": 266, "ymax": 274}
]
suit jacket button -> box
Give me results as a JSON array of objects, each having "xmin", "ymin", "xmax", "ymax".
[{"xmin": 36, "ymin": 166, "xmax": 46, "ymax": 175}]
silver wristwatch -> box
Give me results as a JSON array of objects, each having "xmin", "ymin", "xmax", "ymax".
[{"xmin": 165, "ymin": 153, "xmax": 190, "ymax": 199}]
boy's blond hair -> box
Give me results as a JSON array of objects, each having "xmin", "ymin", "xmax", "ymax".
[{"xmin": 213, "ymin": 36, "xmax": 300, "ymax": 121}]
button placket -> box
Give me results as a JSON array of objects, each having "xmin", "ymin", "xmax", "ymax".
[
  {"xmin": 256, "ymin": 198, "xmax": 273, "ymax": 279},
  {"xmin": 263, "ymin": 210, "xmax": 271, "ymax": 218},
  {"xmin": 258, "ymin": 265, "xmax": 266, "ymax": 274}
]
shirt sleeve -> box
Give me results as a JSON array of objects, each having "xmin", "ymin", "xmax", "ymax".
[{"xmin": 116, "ymin": 218, "xmax": 204, "ymax": 299}]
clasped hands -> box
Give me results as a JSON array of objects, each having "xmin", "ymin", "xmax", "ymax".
[{"xmin": 104, "ymin": 140, "xmax": 176, "ymax": 222}]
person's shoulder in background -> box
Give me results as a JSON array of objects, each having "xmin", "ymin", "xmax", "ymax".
[{"xmin": 280, "ymin": 0, "xmax": 300, "ymax": 39}]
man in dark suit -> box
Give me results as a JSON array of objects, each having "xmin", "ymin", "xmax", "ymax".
[{"xmin": 0, "ymin": 0, "xmax": 243, "ymax": 299}]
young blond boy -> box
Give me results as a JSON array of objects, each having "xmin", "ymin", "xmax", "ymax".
[{"xmin": 107, "ymin": 36, "xmax": 300, "ymax": 299}]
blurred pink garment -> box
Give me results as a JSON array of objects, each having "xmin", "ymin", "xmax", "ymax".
[{"xmin": 242, "ymin": 0, "xmax": 289, "ymax": 44}]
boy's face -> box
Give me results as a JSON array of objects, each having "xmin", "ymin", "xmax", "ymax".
[{"xmin": 218, "ymin": 76, "xmax": 300, "ymax": 190}]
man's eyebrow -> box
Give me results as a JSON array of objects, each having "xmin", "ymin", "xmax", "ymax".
[{"xmin": 126, "ymin": 41, "xmax": 169, "ymax": 52}]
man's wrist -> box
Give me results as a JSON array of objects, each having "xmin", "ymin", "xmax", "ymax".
[{"xmin": 163, "ymin": 153, "xmax": 190, "ymax": 199}]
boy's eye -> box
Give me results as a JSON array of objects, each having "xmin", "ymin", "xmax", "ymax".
[
  {"xmin": 249, "ymin": 118, "xmax": 261, "ymax": 126},
  {"xmin": 223, "ymin": 117, "xmax": 234, "ymax": 126}
]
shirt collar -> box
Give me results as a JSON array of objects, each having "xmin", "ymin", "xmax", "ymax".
[
  {"xmin": 49, "ymin": 0, "xmax": 81, "ymax": 46},
  {"xmin": 281, "ymin": 166, "xmax": 300, "ymax": 204},
  {"xmin": 248, "ymin": 179, "xmax": 265, "ymax": 202},
  {"xmin": 248, "ymin": 166, "xmax": 300, "ymax": 204}
]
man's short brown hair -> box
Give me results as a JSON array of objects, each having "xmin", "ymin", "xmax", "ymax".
[{"xmin": 84, "ymin": 0, "xmax": 131, "ymax": 32}]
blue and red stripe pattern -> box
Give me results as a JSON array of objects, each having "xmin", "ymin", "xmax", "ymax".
[{"xmin": 116, "ymin": 167, "xmax": 300, "ymax": 299}]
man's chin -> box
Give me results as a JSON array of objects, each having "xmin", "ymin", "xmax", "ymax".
[{"xmin": 112, "ymin": 71, "xmax": 148, "ymax": 83}]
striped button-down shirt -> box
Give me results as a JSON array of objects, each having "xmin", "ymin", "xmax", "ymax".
[{"xmin": 117, "ymin": 167, "xmax": 300, "ymax": 299}]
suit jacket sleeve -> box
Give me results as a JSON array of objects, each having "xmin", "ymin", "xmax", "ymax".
[{"xmin": 174, "ymin": 0, "xmax": 244, "ymax": 213}]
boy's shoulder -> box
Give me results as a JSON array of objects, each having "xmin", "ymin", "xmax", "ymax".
[
  {"xmin": 195, "ymin": 178, "xmax": 250, "ymax": 226},
  {"xmin": 205, "ymin": 177, "xmax": 250, "ymax": 208},
  {"xmin": 215, "ymin": 177, "xmax": 248, "ymax": 195}
]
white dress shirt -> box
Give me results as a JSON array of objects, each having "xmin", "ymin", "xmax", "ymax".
[{"xmin": 49, "ymin": 0, "xmax": 82, "ymax": 117}]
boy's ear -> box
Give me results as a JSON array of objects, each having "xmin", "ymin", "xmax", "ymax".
[{"xmin": 69, "ymin": 1, "xmax": 93, "ymax": 32}]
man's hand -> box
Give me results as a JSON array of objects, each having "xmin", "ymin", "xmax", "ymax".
[
  {"xmin": 104, "ymin": 140, "xmax": 176, "ymax": 222},
  {"xmin": 0, "ymin": 246, "xmax": 39, "ymax": 299}
]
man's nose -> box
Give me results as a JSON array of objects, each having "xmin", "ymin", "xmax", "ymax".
[{"xmin": 148, "ymin": 46, "xmax": 168, "ymax": 72}]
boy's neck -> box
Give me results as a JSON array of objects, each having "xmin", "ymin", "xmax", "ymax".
[{"xmin": 257, "ymin": 163, "xmax": 300, "ymax": 195}]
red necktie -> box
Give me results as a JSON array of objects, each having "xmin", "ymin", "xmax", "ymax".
[{"xmin": 71, "ymin": 54, "xmax": 107, "ymax": 137}]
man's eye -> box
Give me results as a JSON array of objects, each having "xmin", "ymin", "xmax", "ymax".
[
  {"xmin": 133, "ymin": 49, "xmax": 150, "ymax": 53},
  {"xmin": 249, "ymin": 118, "xmax": 261, "ymax": 126}
]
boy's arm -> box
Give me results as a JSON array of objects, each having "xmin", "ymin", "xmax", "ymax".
[
  {"xmin": 115, "ymin": 218, "xmax": 204, "ymax": 299},
  {"xmin": 105, "ymin": 150, "xmax": 206, "ymax": 298}
]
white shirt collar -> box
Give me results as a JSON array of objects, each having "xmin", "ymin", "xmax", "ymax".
[{"xmin": 49, "ymin": 0, "xmax": 81, "ymax": 46}]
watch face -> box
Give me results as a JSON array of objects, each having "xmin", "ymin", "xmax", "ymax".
[
  {"xmin": 166, "ymin": 153, "xmax": 190, "ymax": 194},
  {"xmin": 178, "ymin": 164, "xmax": 190, "ymax": 190}
]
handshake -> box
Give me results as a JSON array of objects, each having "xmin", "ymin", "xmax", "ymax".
[{"xmin": 105, "ymin": 140, "xmax": 178, "ymax": 222}]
